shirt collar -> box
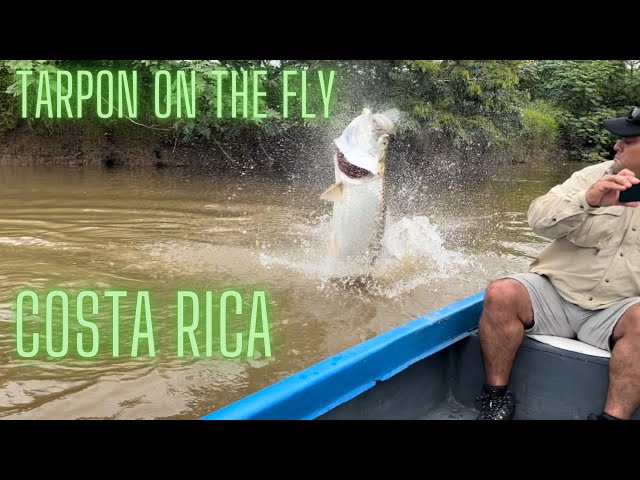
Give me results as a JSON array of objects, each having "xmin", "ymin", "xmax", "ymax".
[{"xmin": 604, "ymin": 161, "xmax": 615, "ymax": 176}]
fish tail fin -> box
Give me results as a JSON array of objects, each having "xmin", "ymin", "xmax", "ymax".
[{"xmin": 320, "ymin": 182, "xmax": 343, "ymax": 202}]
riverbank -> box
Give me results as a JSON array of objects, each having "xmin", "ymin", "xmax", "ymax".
[
  {"xmin": 0, "ymin": 125, "xmax": 226, "ymax": 168},
  {"xmin": 0, "ymin": 123, "xmax": 569, "ymax": 174},
  {"xmin": 0, "ymin": 123, "xmax": 340, "ymax": 171}
]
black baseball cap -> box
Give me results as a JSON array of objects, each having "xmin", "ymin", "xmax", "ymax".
[{"xmin": 603, "ymin": 106, "xmax": 640, "ymax": 137}]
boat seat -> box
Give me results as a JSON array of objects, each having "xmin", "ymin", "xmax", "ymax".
[{"xmin": 526, "ymin": 334, "xmax": 610, "ymax": 359}]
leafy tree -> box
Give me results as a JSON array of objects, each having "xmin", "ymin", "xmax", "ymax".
[
  {"xmin": 520, "ymin": 60, "xmax": 636, "ymax": 161},
  {"xmin": 2, "ymin": 59, "xmax": 635, "ymax": 167},
  {"xmin": 406, "ymin": 60, "xmax": 527, "ymax": 157}
]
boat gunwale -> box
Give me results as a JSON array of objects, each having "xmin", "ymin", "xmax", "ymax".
[{"xmin": 200, "ymin": 291, "xmax": 485, "ymax": 420}]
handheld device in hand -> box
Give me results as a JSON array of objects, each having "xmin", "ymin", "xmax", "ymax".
[{"xmin": 620, "ymin": 184, "xmax": 640, "ymax": 202}]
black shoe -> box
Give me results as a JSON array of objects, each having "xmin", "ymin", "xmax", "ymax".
[
  {"xmin": 587, "ymin": 412, "xmax": 620, "ymax": 420},
  {"xmin": 476, "ymin": 387, "xmax": 515, "ymax": 420}
]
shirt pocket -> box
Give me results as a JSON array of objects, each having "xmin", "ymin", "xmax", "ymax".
[{"xmin": 565, "ymin": 206, "xmax": 625, "ymax": 248}]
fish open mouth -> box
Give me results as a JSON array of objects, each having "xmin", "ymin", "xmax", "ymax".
[{"xmin": 336, "ymin": 148, "xmax": 372, "ymax": 179}]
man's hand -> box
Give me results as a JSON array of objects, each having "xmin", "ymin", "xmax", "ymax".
[{"xmin": 586, "ymin": 169, "xmax": 640, "ymax": 208}]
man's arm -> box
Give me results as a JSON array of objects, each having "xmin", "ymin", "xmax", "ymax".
[
  {"xmin": 527, "ymin": 179, "xmax": 595, "ymax": 240},
  {"xmin": 528, "ymin": 168, "xmax": 640, "ymax": 240}
]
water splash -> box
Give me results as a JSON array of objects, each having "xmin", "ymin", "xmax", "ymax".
[
  {"xmin": 380, "ymin": 108, "xmax": 403, "ymax": 127},
  {"xmin": 259, "ymin": 215, "xmax": 475, "ymax": 298}
]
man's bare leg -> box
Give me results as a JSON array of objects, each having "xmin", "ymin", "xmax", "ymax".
[
  {"xmin": 478, "ymin": 279, "xmax": 535, "ymax": 387},
  {"xmin": 603, "ymin": 304, "xmax": 640, "ymax": 420}
]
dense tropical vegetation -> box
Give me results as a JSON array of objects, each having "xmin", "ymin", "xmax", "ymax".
[{"xmin": 1, "ymin": 60, "xmax": 638, "ymax": 165}]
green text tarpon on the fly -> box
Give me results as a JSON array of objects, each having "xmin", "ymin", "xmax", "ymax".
[{"xmin": 15, "ymin": 69, "xmax": 336, "ymax": 120}]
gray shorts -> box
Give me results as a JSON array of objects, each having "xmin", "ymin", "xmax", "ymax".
[{"xmin": 505, "ymin": 273, "xmax": 640, "ymax": 352}]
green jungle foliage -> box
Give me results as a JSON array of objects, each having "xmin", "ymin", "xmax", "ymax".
[{"xmin": 1, "ymin": 60, "xmax": 638, "ymax": 163}]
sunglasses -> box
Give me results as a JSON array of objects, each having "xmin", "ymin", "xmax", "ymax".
[{"xmin": 627, "ymin": 106, "xmax": 640, "ymax": 124}]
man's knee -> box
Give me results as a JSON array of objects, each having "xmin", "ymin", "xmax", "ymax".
[
  {"xmin": 484, "ymin": 279, "xmax": 529, "ymax": 310},
  {"xmin": 481, "ymin": 279, "xmax": 534, "ymax": 328},
  {"xmin": 613, "ymin": 304, "xmax": 640, "ymax": 344}
]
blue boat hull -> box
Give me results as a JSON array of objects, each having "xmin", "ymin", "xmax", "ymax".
[
  {"xmin": 201, "ymin": 292, "xmax": 485, "ymax": 420},
  {"xmin": 202, "ymin": 290, "xmax": 640, "ymax": 420}
]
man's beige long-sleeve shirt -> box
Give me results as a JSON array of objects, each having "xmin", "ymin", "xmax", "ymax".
[{"xmin": 528, "ymin": 160, "xmax": 640, "ymax": 310}]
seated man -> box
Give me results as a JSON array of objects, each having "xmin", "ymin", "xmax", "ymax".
[{"xmin": 477, "ymin": 107, "xmax": 640, "ymax": 420}]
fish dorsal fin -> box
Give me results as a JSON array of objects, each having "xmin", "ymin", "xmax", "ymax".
[
  {"xmin": 378, "ymin": 155, "xmax": 386, "ymax": 177},
  {"xmin": 377, "ymin": 134, "xmax": 389, "ymax": 177},
  {"xmin": 320, "ymin": 182, "xmax": 343, "ymax": 202}
]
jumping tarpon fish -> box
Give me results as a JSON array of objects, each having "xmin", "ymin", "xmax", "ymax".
[{"xmin": 321, "ymin": 108, "xmax": 395, "ymax": 275}]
